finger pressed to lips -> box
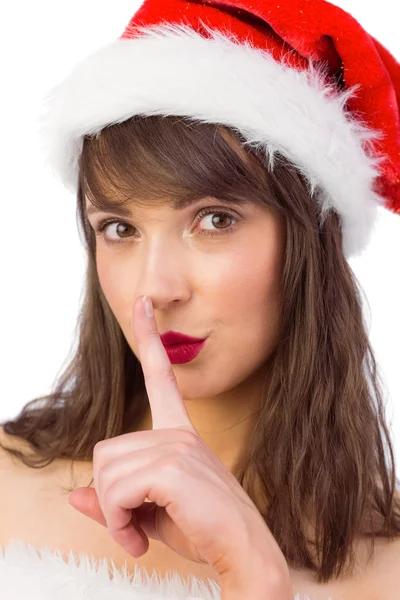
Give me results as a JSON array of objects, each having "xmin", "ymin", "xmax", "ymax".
[{"xmin": 132, "ymin": 295, "xmax": 197, "ymax": 432}]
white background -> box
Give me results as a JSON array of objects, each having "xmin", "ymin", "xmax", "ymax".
[{"xmin": 0, "ymin": 1, "xmax": 399, "ymax": 468}]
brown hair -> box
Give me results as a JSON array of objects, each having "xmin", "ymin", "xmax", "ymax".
[{"xmin": 1, "ymin": 115, "xmax": 399, "ymax": 583}]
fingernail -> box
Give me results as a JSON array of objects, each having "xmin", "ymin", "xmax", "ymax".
[{"xmin": 143, "ymin": 295, "xmax": 154, "ymax": 318}]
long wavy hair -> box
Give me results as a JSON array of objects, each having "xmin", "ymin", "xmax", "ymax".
[{"xmin": 1, "ymin": 115, "xmax": 399, "ymax": 583}]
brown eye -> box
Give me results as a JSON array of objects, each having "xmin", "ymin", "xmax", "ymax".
[
  {"xmin": 200, "ymin": 213, "xmax": 232, "ymax": 229},
  {"xmin": 94, "ymin": 219, "xmax": 136, "ymax": 246},
  {"xmin": 94, "ymin": 207, "xmax": 240, "ymax": 247},
  {"xmin": 196, "ymin": 209, "xmax": 237, "ymax": 236}
]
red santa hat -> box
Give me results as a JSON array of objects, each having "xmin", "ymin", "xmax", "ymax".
[{"xmin": 39, "ymin": 0, "xmax": 400, "ymax": 259}]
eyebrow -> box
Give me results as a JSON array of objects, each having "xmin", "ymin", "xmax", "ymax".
[{"xmin": 85, "ymin": 196, "xmax": 252, "ymax": 217}]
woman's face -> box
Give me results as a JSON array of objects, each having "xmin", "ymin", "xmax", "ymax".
[{"xmin": 86, "ymin": 191, "xmax": 286, "ymax": 401}]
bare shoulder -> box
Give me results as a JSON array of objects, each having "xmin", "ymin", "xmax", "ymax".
[
  {"xmin": 0, "ymin": 425, "xmax": 94, "ymax": 551},
  {"xmin": 0, "ymin": 424, "xmax": 60, "ymax": 511},
  {"xmin": 0, "ymin": 426, "xmax": 171, "ymax": 579},
  {"xmin": 365, "ymin": 537, "xmax": 400, "ymax": 600},
  {"xmin": 364, "ymin": 489, "xmax": 400, "ymax": 599},
  {"xmin": 0, "ymin": 424, "xmax": 41, "ymax": 543}
]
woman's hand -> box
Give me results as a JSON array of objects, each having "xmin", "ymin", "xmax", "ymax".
[{"xmin": 68, "ymin": 295, "xmax": 290, "ymax": 586}]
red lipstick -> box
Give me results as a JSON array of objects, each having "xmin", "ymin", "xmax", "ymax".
[
  {"xmin": 160, "ymin": 331, "xmax": 205, "ymax": 345},
  {"xmin": 160, "ymin": 330, "xmax": 207, "ymax": 364}
]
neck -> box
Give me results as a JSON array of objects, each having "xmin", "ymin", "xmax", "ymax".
[{"xmin": 133, "ymin": 365, "xmax": 268, "ymax": 477}]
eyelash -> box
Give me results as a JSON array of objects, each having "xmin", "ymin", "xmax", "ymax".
[{"xmin": 93, "ymin": 207, "xmax": 239, "ymax": 247}]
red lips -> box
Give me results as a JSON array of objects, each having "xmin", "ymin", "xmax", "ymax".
[{"xmin": 160, "ymin": 330, "xmax": 206, "ymax": 346}]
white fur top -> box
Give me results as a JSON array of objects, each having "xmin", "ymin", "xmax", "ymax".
[{"xmin": 0, "ymin": 540, "xmax": 333, "ymax": 600}]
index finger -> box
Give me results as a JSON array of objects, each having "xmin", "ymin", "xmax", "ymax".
[{"xmin": 133, "ymin": 295, "xmax": 196, "ymax": 433}]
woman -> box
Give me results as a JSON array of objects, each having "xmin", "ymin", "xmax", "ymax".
[{"xmin": 1, "ymin": 1, "xmax": 400, "ymax": 599}]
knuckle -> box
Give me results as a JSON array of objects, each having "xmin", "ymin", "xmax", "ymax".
[
  {"xmin": 173, "ymin": 440, "xmax": 193, "ymax": 455},
  {"xmin": 159, "ymin": 456, "xmax": 182, "ymax": 477},
  {"xmin": 93, "ymin": 440, "xmax": 106, "ymax": 457},
  {"xmin": 165, "ymin": 367, "xmax": 178, "ymax": 385},
  {"xmin": 180, "ymin": 429, "xmax": 200, "ymax": 447},
  {"xmin": 97, "ymin": 463, "xmax": 109, "ymax": 482},
  {"xmin": 267, "ymin": 564, "xmax": 292, "ymax": 594},
  {"xmin": 145, "ymin": 363, "xmax": 177, "ymax": 387},
  {"xmin": 103, "ymin": 481, "xmax": 119, "ymax": 507}
]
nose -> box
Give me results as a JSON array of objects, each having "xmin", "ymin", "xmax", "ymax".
[{"xmin": 135, "ymin": 239, "xmax": 192, "ymax": 312}]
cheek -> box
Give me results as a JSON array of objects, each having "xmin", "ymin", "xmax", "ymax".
[
  {"xmin": 183, "ymin": 236, "xmax": 283, "ymax": 399},
  {"xmin": 96, "ymin": 258, "xmax": 132, "ymax": 322},
  {"xmin": 216, "ymin": 236, "xmax": 283, "ymax": 317},
  {"xmin": 214, "ymin": 232, "xmax": 284, "ymax": 361}
]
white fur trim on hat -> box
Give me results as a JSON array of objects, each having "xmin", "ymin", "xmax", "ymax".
[{"xmin": 38, "ymin": 22, "xmax": 386, "ymax": 259}]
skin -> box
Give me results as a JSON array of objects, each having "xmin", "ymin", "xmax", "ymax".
[
  {"xmin": 85, "ymin": 190, "xmax": 286, "ymax": 477},
  {"xmin": 68, "ymin": 294, "xmax": 293, "ymax": 597},
  {"xmin": 77, "ymin": 200, "xmax": 400, "ymax": 596}
]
